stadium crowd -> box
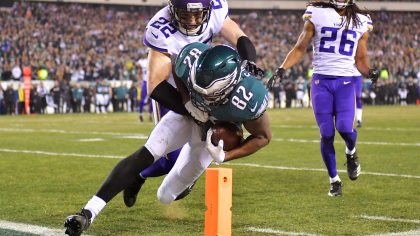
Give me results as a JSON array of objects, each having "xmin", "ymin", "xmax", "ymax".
[{"xmin": 0, "ymin": 1, "xmax": 419, "ymax": 114}]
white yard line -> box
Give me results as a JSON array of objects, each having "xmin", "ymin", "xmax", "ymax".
[
  {"xmin": 0, "ymin": 149, "xmax": 125, "ymax": 159},
  {"xmin": 0, "ymin": 220, "xmax": 92, "ymax": 236},
  {"xmin": 245, "ymin": 227, "xmax": 322, "ymax": 236},
  {"xmin": 360, "ymin": 215, "xmax": 420, "ymax": 224},
  {"xmin": 1, "ymin": 148, "xmax": 419, "ymax": 179},
  {"xmin": 74, "ymin": 138, "xmax": 105, "ymax": 142},
  {"xmin": 367, "ymin": 229, "xmax": 420, "ymax": 236},
  {"xmin": 274, "ymin": 138, "xmax": 420, "ymax": 146},
  {"xmin": 0, "ymin": 128, "xmax": 142, "ymax": 136},
  {"xmin": 222, "ymin": 163, "xmax": 420, "ymax": 179},
  {"xmin": 270, "ymin": 125, "xmax": 420, "ymax": 132},
  {"xmin": 1, "ymin": 128, "xmax": 419, "ymax": 146}
]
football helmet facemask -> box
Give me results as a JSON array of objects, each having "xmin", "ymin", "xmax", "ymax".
[
  {"xmin": 329, "ymin": 0, "xmax": 355, "ymax": 9},
  {"xmin": 189, "ymin": 45, "xmax": 242, "ymax": 112},
  {"xmin": 168, "ymin": 0, "xmax": 213, "ymax": 36}
]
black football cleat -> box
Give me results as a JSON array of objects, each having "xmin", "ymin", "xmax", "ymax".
[
  {"xmin": 328, "ymin": 181, "xmax": 343, "ymax": 197},
  {"xmin": 123, "ymin": 175, "xmax": 146, "ymax": 207},
  {"xmin": 356, "ymin": 120, "xmax": 362, "ymax": 127},
  {"xmin": 346, "ymin": 151, "xmax": 361, "ymax": 180},
  {"xmin": 174, "ymin": 180, "xmax": 196, "ymax": 201},
  {"xmin": 139, "ymin": 115, "xmax": 143, "ymax": 122},
  {"xmin": 64, "ymin": 209, "xmax": 91, "ymax": 236}
]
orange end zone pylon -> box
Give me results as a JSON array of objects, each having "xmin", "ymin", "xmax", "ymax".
[{"xmin": 204, "ymin": 168, "xmax": 232, "ymax": 236}]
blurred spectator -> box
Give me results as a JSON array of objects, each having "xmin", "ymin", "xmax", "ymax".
[
  {"xmin": 1, "ymin": 64, "xmax": 12, "ymax": 81},
  {"xmin": 111, "ymin": 83, "xmax": 119, "ymax": 112},
  {"xmin": 362, "ymin": 90, "xmax": 373, "ymax": 105},
  {"xmin": 4, "ymin": 85, "xmax": 15, "ymax": 115},
  {"xmin": 83, "ymin": 83, "xmax": 93, "ymax": 113},
  {"xmin": 284, "ymin": 79, "xmax": 295, "ymax": 108},
  {"xmin": 17, "ymin": 84, "xmax": 25, "ymax": 114},
  {"xmin": 399, "ymin": 83, "xmax": 408, "ymax": 106},
  {"xmin": 37, "ymin": 82, "xmax": 48, "ymax": 113},
  {"xmin": 50, "ymin": 81, "xmax": 62, "ymax": 113},
  {"xmin": 73, "ymin": 84, "xmax": 83, "ymax": 113},
  {"xmin": 128, "ymin": 82, "xmax": 137, "ymax": 112},
  {"xmin": 116, "ymin": 83, "xmax": 129, "ymax": 112},
  {"xmin": 61, "ymin": 80, "xmax": 72, "ymax": 113},
  {"xmin": 406, "ymin": 77, "xmax": 416, "ymax": 104}
]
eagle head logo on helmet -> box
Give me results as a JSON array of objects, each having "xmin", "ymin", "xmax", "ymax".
[
  {"xmin": 329, "ymin": 0, "xmax": 355, "ymax": 9},
  {"xmin": 188, "ymin": 45, "xmax": 242, "ymax": 112},
  {"xmin": 168, "ymin": 0, "xmax": 213, "ymax": 36}
]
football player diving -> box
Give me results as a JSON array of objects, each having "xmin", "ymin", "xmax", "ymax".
[
  {"xmin": 63, "ymin": 43, "xmax": 271, "ymax": 236},
  {"xmin": 120, "ymin": 0, "xmax": 265, "ymax": 210},
  {"xmin": 266, "ymin": 0, "xmax": 379, "ymax": 196}
]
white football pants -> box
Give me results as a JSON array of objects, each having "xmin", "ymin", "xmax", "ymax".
[{"xmin": 144, "ymin": 111, "xmax": 213, "ymax": 204}]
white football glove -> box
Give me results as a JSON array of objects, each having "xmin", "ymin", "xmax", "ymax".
[
  {"xmin": 185, "ymin": 101, "xmax": 209, "ymax": 123},
  {"xmin": 205, "ymin": 129, "xmax": 225, "ymax": 164}
]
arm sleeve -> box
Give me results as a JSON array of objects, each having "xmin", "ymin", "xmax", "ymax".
[
  {"xmin": 237, "ymin": 36, "xmax": 257, "ymax": 62},
  {"xmin": 150, "ymin": 80, "xmax": 190, "ymax": 116}
]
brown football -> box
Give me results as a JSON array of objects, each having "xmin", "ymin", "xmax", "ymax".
[{"xmin": 211, "ymin": 121, "xmax": 243, "ymax": 151}]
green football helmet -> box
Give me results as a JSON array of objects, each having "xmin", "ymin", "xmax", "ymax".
[{"xmin": 189, "ymin": 45, "xmax": 242, "ymax": 112}]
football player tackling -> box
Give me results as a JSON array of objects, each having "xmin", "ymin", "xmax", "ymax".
[
  {"xmin": 122, "ymin": 0, "xmax": 264, "ymax": 209},
  {"xmin": 267, "ymin": 0, "xmax": 379, "ymax": 196},
  {"xmin": 63, "ymin": 43, "xmax": 271, "ymax": 236}
]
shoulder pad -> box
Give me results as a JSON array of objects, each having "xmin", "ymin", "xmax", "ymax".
[
  {"xmin": 303, "ymin": 6, "xmax": 314, "ymax": 22},
  {"xmin": 143, "ymin": 27, "xmax": 169, "ymax": 53}
]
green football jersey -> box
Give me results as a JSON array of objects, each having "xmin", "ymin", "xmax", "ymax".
[
  {"xmin": 96, "ymin": 84, "xmax": 109, "ymax": 95},
  {"xmin": 175, "ymin": 43, "xmax": 269, "ymax": 123}
]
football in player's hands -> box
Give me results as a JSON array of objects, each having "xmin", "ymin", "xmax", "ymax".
[{"xmin": 211, "ymin": 121, "xmax": 243, "ymax": 151}]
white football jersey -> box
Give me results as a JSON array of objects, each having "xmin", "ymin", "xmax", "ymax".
[
  {"xmin": 303, "ymin": 6, "xmax": 373, "ymax": 76},
  {"xmin": 137, "ymin": 58, "xmax": 148, "ymax": 82},
  {"xmin": 143, "ymin": 1, "xmax": 228, "ymax": 86},
  {"xmin": 353, "ymin": 64, "xmax": 362, "ymax": 77}
]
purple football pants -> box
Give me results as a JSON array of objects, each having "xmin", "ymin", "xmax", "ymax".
[
  {"xmin": 311, "ymin": 74, "xmax": 357, "ymax": 178},
  {"xmin": 140, "ymin": 100, "xmax": 182, "ymax": 178},
  {"xmin": 354, "ymin": 76, "xmax": 363, "ymax": 109},
  {"xmin": 139, "ymin": 81, "xmax": 153, "ymax": 115}
]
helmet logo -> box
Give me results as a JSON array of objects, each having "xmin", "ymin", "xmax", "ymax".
[{"xmin": 187, "ymin": 3, "xmax": 203, "ymax": 12}]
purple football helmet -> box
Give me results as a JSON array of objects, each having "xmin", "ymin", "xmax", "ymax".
[{"xmin": 168, "ymin": 0, "xmax": 213, "ymax": 36}]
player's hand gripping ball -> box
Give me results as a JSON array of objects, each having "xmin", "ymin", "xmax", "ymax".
[{"xmin": 210, "ymin": 121, "xmax": 243, "ymax": 151}]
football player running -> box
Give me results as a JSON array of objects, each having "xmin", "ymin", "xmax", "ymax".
[
  {"xmin": 266, "ymin": 0, "xmax": 379, "ymax": 196},
  {"xmin": 121, "ymin": 0, "xmax": 265, "ymax": 209},
  {"xmin": 63, "ymin": 43, "xmax": 271, "ymax": 236}
]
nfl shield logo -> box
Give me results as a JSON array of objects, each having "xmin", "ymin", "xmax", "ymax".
[{"xmin": 315, "ymin": 80, "xmax": 319, "ymax": 85}]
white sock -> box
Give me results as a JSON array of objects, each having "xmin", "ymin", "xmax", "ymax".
[
  {"xmin": 345, "ymin": 147, "xmax": 356, "ymax": 155},
  {"xmin": 356, "ymin": 108, "xmax": 362, "ymax": 122},
  {"xmin": 330, "ymin": 175, "xmax": 341, "ymax": 183},
  {"xmin": 84, "ymin": 196, "xmax": 107, "ymax": 223}
]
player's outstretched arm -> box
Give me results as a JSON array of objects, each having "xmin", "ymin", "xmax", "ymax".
[
  {"xmin": 355, "ymin": 31, "xmax": 379, "ymax": 82},
  {"xmin": 223, "ymin": 112, "xmax": 272, "ymax": 162},
  {"xmin": 280, "ymin": 20, "xmax": 314, "ymax": 70},
  {"xmin": 267, "ymin": 20, "xmax": 314, "ymax": 90}
]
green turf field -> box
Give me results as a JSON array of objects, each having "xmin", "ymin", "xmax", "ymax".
[{"xmin": 0, "ymin": 106, "xmax": 419, "ymax": 236}]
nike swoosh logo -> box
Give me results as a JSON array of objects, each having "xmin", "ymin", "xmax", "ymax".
[
  {"xmin": 250, "ymin": 102, "xmax": 258, "ymax": 112},
  {"xmin": 151, "ymin": 32, "xmax": 159, "ymax": 39},
  {"xmin": 344, "ymin": 81, "xmax": 351, "ymax": 85}
]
